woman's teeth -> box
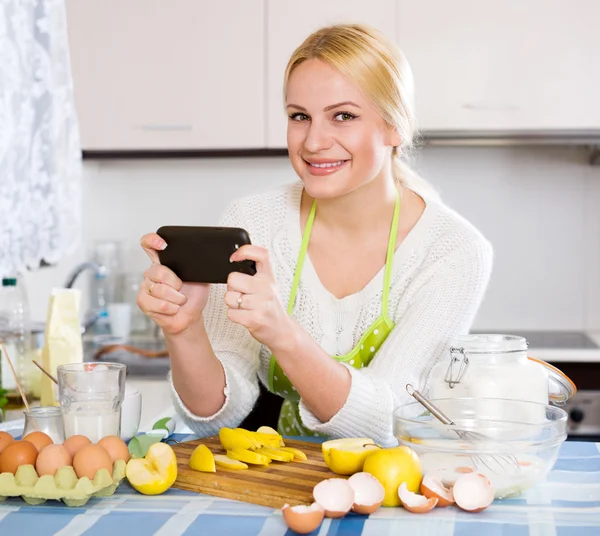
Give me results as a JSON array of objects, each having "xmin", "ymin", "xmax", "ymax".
[{"xmin": 309, "ymin": 160, "xmax": 346, "ymax": 168}]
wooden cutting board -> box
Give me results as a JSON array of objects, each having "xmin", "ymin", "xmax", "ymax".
[{"xmin": 172, "ymin": 436, "xmax": 341, "ymax": 509}]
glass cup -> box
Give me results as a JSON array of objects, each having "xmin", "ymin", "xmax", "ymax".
[
  {"xmin": 23, "ymin": 407, "xmax": 66, "ymax": 443},
  {"xmin": 57, "ymin": 362, "xmax": 126, "ymax": 442}
]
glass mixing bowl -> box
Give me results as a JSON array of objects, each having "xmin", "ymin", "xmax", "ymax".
[{"xmin": 393, "ymin": 397, "xmax": 568, "ymax": 498}]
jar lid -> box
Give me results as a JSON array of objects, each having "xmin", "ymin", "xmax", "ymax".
[
  {"xmin": 451, "ymin": 334, "xmax": 528, "ymax": 354},
  {"xmin": 528, "ymin": 357, "xmax": 577, "ymax": 405}
]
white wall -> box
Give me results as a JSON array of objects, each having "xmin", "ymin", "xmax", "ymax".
[{"xmin": 23, "ymin": 147, "xmax": 600, "ymax": 333}]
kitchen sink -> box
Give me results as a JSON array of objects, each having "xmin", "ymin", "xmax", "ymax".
[{"xmin": 84, "ymin": 336, "xmax": 170, "ymax": 378}]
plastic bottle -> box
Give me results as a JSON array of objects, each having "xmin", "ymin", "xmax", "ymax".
[
  {"xmin": 0, "ymin": 277, "xmax": 34, "ymax": 410},
  {"xmin": 89, "ymin": 241, "xmax": 120, "ymax": 335},
  {"xmin": 89, "ymin": 269, "xmax": 111, "ymax": 334}
]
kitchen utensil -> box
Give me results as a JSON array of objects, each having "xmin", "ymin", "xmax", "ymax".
[
  {"xmin": 57, "ymin": 362, "xmax": 126, "ymax": 442},
  {"xmin": 171, "ymin": 436, "xmax": 338, "ymax": 509},
  {"xmin": 394, "ymin": 396, "xmax": 567, "ymax": 498},
  {"xmin": 32, "ymin": 359, "xmax": 58, "ymax": 385},
  {"xmin": 406, "ymin": 384, "xmax": 519, "ymax": 474}
]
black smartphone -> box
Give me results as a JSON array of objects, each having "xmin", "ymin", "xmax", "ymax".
[{"xmin": 156, "ymin": 226, "xmax": 257, "ymax": 284}]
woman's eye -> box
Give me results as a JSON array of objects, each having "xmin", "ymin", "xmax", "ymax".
[
  {"xmin": 333, "ymin": 112, "xmax": 356, "ymax": 122},
  {"xmin": 289, "ymin": 112, "xmax": 309, "ymax": 121}
]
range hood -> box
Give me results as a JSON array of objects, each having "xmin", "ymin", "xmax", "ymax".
[{"xmin": 422, "ymin": 130, "xmax": 600, "ymax": 164}]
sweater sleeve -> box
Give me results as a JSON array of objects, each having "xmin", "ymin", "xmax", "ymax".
[
  {"xmin": 169, "ymin": 201, "xmax": 262, "ymax": 436},
  {"xmin": 298, "ymin": 237, "xmax": 493, "ymax": 447}
]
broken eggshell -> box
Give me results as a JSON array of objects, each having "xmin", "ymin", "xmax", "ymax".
[
  {"xmin": 313, "ymin": 478, "xmax": 355, "ymax": 518},
  {"xmin": 453, "ymin": 472, "xmax": 495, "ymax": 512},
  {"xmin": 347, "ymin": 472, "xmax": 385, "ymax": 514},
  {"xmin": 398, "ymin": 482, "xmax": 438, "ymax": 513},
  {"xmin": 420, "ymin": 471, "xmax": 455, "ymax": 507},
  {"xmin": 281, "ymin": 502, "xmax": 325, "ymax": 534}
]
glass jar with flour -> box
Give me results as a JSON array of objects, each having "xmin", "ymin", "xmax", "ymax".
[{"xmin": 428, "ymin": 334, "xmax": 575, "ymax": 423}]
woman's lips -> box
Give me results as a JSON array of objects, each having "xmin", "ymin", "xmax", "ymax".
[{"xmin": 304, "ymin": 159, "xmax": 349, "ymax": 176}]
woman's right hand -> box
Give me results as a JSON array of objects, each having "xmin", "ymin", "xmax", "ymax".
[{"xmin": 137, "ymin": 233, "xmax": 211, "ymax": 336}]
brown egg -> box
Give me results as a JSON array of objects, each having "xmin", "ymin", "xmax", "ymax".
[
  {"xmin": 98, "ymin": 435, "xmax": 130, "ymax": 463},
  {"xmin": 35, "ymin": 444, "xmax": 73, "ymax": 477},
  {"xmin": 0, "ymin": 440, "xmax": 39, "ymax": 474},
  {"xmin": 282, "ymin": 503, "xmax": 325, "ymax": 534},
  {"xmin": 63, "ymin": 435, "xmax": 92, "ymax": 457},
  {"xmin": 23, "ymin": 431, "xmax": 53, "ymax": 452},
  {"xmin": 72, "ymin": 444, "xmax": 113, "ymax": 480},
  {"xmin": 0, "ymin": 431, "xmax": 15, "ymax": 455}
]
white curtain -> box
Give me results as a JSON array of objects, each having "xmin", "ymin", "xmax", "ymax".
[{"xmin": 0, "ymin": 0, "xmax": 82, "ymax": 278}]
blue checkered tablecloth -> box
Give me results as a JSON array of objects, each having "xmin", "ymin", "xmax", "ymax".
[{"xmin": 1, "ymin": 435, "xmax": 599, "ymax": 536}]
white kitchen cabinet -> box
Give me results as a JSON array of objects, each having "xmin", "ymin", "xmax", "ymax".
[
  {"xmin": 66, "ymin": 0, "xmax": 265, "ymax": 150},
  {"xmin": 396, "ymin": 0, "xmax": 600, "ymax": 132},
  {"xmin": 266, "ymin": 0, "xmax": 396, "ymax": 148}
]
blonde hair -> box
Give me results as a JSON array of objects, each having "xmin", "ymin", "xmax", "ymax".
[{"xmin": 284, "ymin": 24, "xmax": 439, "ymax": 201}]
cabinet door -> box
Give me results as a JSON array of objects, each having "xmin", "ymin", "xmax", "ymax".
[
  {"xmin": 266, "ymin": 0, "xmax": 396, "ymax": 148},
  {"xmin": 396, "ymin": 0, "xmax": 600, "ymax": 131},
  {"xmin": 66, "ymin": 0, "xmax": 265, "ymax": 150}
]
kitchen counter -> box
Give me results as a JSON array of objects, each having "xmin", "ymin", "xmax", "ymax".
[{"xmin": 1, "ymin": 435, "xmax": 599, "ymax": 535}]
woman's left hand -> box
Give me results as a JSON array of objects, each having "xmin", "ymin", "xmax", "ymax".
[{"xmin": 225, "ymin": 245, "xmax": 296, "ymax": 351}]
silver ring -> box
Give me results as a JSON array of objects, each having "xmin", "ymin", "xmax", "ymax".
[{"xmin": 237, "ymin": 294, "xmax": 243, "ymax": 309}]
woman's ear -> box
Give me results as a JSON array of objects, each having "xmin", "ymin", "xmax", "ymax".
[{"xmin": 387, "ymin": 126, "xmax": 402, "ymax": 148}]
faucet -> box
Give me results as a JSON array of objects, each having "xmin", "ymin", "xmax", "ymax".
[
  {"xmin": 63, "ymin": 261, "xmax": 108, "ymax": 332},
  {"xmin": 64, "ymin": 261, "xmax": 107, "ymax": 289}
]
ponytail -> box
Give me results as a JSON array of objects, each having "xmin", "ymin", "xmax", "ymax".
[{"xmin": 391, "ymin": 148, "xmax": 440, "ymax": 202}]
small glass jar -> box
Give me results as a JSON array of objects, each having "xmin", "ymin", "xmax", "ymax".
[
  {"xmin": 22, "ymin": 406, "xmax": 65, "ymax": 443},
  {"xmin": 428, "ymin": 334, "xmax": 575, "ymax": 421}
]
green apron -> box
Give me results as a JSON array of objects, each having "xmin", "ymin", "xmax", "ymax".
[{"xmin": 267, "ymin": 191, "xmax": 401, "ymax": 436}]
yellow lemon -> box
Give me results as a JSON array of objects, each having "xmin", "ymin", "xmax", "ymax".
[
  {"xmin": 322, "ymin": 438, "xmax": 379, "ymax": 475},
  {"xmin": 188, "ymin": 444, "xmax": 215, "ymax": 472},
  {"xmin": 214, "ymin": 454, "xmax": 248, "ymax": 470},
  {"xmin": 126, "ymin": 442, "xmax": 178, "ymax": 495},
  {"xmin": 362, "ymin": 446, "xmax": 422, "ymax": 507}
]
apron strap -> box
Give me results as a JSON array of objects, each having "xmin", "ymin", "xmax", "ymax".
[
  {"xmin": 287, "ymin": 198, "xmax": 317, "ymax": 315},
  {"xmin": 382, "ymin": 190, "xmax": 401, "ymax": 319},
  {"xmin": 288, "ymin": 189, "xmax": 400, "ymax": 317}
]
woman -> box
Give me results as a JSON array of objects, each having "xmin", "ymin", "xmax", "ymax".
[{"xmin": 138, "ymin": 24, "xmax": 493, "ymax": 447}]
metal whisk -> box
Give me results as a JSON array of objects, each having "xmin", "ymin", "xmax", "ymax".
[{"xmin": 405, "ymin": 384, "xmax": 520, "ymax": 475}]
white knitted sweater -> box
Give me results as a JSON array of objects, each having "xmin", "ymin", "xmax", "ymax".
[{"xmin": 169, "ymin": 181, "xmax": 493, "ymax": 446}]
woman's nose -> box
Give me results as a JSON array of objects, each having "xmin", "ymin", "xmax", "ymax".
[{"xmin": 303, "ymin": 120, "xmax": 333, "ymax": 153}]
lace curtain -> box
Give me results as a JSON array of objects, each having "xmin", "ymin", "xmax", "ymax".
[{"xmin": 0, "ymin": 0, "xmax": 82, "ymax": 278}]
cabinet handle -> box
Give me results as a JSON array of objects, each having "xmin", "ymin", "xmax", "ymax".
[
  {"xmin": 137, "ymin": 124, "xmax": 193, "ymax": 131},
  {"xmin": 462, "ymin": 103, "xmax": 521, "ymax": 111}
]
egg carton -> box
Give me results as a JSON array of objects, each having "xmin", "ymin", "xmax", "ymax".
[{"xmin": 0, "ymin": 460, "xmax": 126, "ymax": 507}]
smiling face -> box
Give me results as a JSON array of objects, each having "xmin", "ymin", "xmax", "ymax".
[{"xmin": 286, "ymin": 59, "xmax": 401, "ymax": 199}]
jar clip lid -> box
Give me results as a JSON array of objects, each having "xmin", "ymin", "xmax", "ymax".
[{"xmin": 445, "ymin": 347, "xmax": 469, "ymax": 388}]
